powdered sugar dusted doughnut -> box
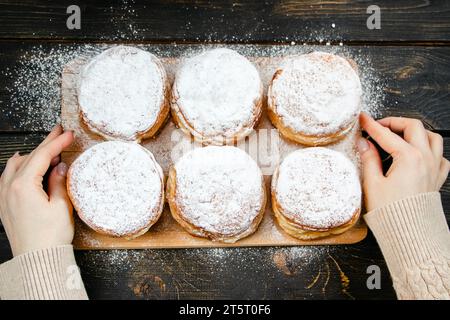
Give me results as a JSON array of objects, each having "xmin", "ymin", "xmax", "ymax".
[
  {"xmin": 166, "ymin": 146, "xmax": 266, "ymax": 243},
  {"xmin": 67, "ymin": 141, "xmax": 164, "ymax": 238},
  {"xmin": 78, "ymin": 46, "xmax": 169, "ymax": 142},
  {"xmin": 171, "ymin": 48, "xmax": 263, "ymax": 145},
  {"xmin": 268, "ymin": 51, "xmax": 362, "ymax": 146},
  {"xmin": 271, "ymin": 147, "xmax": 361, "ymax": 240}
]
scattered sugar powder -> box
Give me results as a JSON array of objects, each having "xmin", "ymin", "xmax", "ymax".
[
  {"xmin": 272, "ymin": 246, "xmax": 329, "ymax": 268},
  {"xmin": 273, "ymin": 147, "xmax": 361, "ymax": 229},
  {"xmin": 173, "ymin": 48, "xmax": 262, "ymax": 137},
  {"xmin": 68, "ymin": 141, "xmax": 163, "ymax": 236},
  {"xmin": 80, "ymin": 249, "xmax": 145, "ymax": 273},
  {"xmin": 2, "ymin": 44, "xmax": 104, "ymax": 131},
  {"xmin": 106, "ymin": 0, "xmax": 145, "ymax": 40},
  {"xmin": 78, "ymin": 46, "xmax": 166, "ymax": 140},
  {"xmin": 174, "ymin": 146, "xmax": 264, "ymax": 236},
  {"xmin": 2, "ymin": 43, "xmax": 383, "ymax": 133},
  {"xmin": 77, "ymin": 246, "xmax": 332, "ymax": 278}
]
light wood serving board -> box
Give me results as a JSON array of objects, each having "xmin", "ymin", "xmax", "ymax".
[{"xmin": 61, "ymin": 44, "xmax": 367, "ymax": 249}]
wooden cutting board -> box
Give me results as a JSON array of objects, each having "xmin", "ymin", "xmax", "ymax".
[{"xmin": 61, "ymin": 44, "xmax": 367, "ymax": 249}]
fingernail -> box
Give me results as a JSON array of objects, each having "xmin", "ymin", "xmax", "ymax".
[
  {"xmin": 50, "ymin": 155, "xmax": 61, "ymax": 166},
  {"xmin": 13, "ymin": 151, "xmax": 20, "ymax": 157},
  {"xmin": 357, "ymin": 137, "xmax": 370, "ymax": 154},
  {"xmin": 57, "ymin": 162, "xmax": 68, "ymax": 177}
]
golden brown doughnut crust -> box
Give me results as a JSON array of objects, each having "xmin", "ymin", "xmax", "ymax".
[
  {"xmin": 267, "ymin": 57, "xmax": 360, "ymax": 147},
  {"xmin": 79, "ymin": 53, "xmax": 171, "ymax": 143},
  {"xmin": 270, "ymin": 166, "xmax": 360, "ymax": 240},
  {"xmin": 267, "ymin": 100, "xmax": 355, "ymax": 147},
  {"xmin": 272, "ymin": 192, "xmax": 360, "ymax": 240},
  {"xmin": 170, "ymin": 82, "xmax": 263, "ymax": 146},
  {"xmin": 66, "ymin": 148, "xmax": 165, "ymax": 240},
  {"xmin": 166, "ymin": 165, "xmax": 266, "ymax": 243}
]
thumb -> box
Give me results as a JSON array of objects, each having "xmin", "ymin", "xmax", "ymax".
[
  {"xmin": 357, "ymin": 137, "xmax": 383, "ymax": 189},
  {"xmin": 48, "ymin": 162, "xmax": 72, "ymax": 210}
]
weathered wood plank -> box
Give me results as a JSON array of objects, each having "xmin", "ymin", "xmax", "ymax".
[
  {"xmin": 0, "ymin": 0, "xmax": 450, "ymax": 42},
  {"xmin": 1, "ymin": 42, "xmax": 450, "ymax": 132},
  {"xmin": 0, "ymin": 133, "xmax": 46, "ymax": 165},
  {"xmin": 0, "ymin": 230, "xmax": 396, "ymax": 299}
]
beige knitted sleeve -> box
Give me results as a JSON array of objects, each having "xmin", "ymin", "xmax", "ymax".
[
  {"xmin": 364, "ymin": 192, "xmax": 450, "ymax": 300},
  {"xmin": 0, "ymin": 245, "xmax": 88, "ymax": 300}
]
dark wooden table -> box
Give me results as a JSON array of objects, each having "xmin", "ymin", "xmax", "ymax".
[{"xmin": 0, "ymin": 0, "xmax": 449, "ymax": 300}]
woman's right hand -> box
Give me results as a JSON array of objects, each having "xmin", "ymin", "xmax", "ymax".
[{"xmin": 357, "ymin": 113, "xmax": 449, "ymax": 212}]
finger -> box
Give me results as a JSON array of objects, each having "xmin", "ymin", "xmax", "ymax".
[
  {"xmin": 0, "ymin": 152, "xmax": 21, "ymax": 183},
  {"xmin": 437, "ymin": 158, "xmax": 450, "ymax": 189},
  {"xmin": 20, "ymin": 125, "xmax": 64, "ymax": 170},
  {"xmin": 357, "ymin": 137, "xmax": 384, "ymax": 187},
  {"xmin": 39, "ymin": 124, "xmax": 63, "ymax": 147},
  {"xmin": 377, "ymin": 117, "xmax": 430, "ymax": 151},
  {"xmin": 22, "ymin": 131, "xmax": 74, "ymax": 177},
  {"xmin": 360, "ymin": 113, "xmax": 410, "ymax": 156},
  {"xmin": 427, "ymin": 131, "xmax": 444, "ymax": 161},
  {"xmin": 50, "ymin": 155, "xmax": 61, "ymax": 167},
  {"xmin": 11, "ymin": 154, "xmax": 28, "ymax": 172},
  {"xmin": 1, "ymin": 153, "xmax": 28, "ymax": 184},
  {"xmin": 48, "ymin": 162, "xmax": 71, "ymax": 209}
]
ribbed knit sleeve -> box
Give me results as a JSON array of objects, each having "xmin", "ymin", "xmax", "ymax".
[
  {"xmin": 0, "ymin": 245, "xmax": 88, "ymax": 300},
  {"xmin": 364, "ymin": 192, "xmax": 450, "ymax": 300}
]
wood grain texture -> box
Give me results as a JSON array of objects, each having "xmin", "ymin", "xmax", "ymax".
[
  {"xmin": 1, "ymin": 42, "xmax": 450, "ymax": 132},
  {"xmin": 0, "ymin": 133, "xmax": 46, "ymax": 165},
  {"xmin": 0, "ymin": 231, "xmax": 396, "ymax": 299},
  {"xmin": 0, "ymin": 0, "xmax": 450, "ymax": 42}
]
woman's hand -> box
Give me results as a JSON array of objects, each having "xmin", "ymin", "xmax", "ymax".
[
  {"xmin": 358, "ymin": 113, "xmax": 450, "ymax": 212},
  {"xmin": 0, "ymin": 125, "xmax": 74, "ymax": 256}
]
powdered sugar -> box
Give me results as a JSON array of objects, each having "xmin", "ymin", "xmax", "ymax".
[
  {"xmin": 173, "ymin": 48, "xmax": 262, "ymax": 138},
  {"xmin": 174, "ymin": 146, "xmax": 264, "ymax": 236},
  {"xmin": 78, "ymin": 46, "xmax": 166, "ymax": 140},
  {"xmin": 269, "ymin": 51, "xmax": 362, "ymax": 136},
  {"xmin": 2, "ymin": 44, "xmax": 104, "ymax": 131},
  {"xmin": 68, "ymin": 141, "xmax": 164, "ymax": 236},
  {"xmin": 3, "ymin": 44, "xmax": 383, "ymax": 133},
  {"xmin": 273, "ymin": 147, "xmax": 361, "ymax": 229}
]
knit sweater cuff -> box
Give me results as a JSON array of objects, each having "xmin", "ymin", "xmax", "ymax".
[
  {"xmin": 0, "ymin": 245, "xmax": 88, "ymax": 300},
  {"xmin": 364, "ymin": 192, "xmax": 450, "ymax": 276}
]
